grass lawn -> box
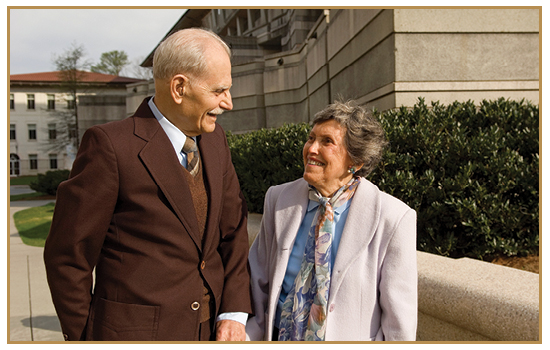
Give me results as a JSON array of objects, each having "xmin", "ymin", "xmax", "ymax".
[
  {"xmin": 10, "ymin": 192, "xmax": 55, "ymax": 201},
  {"xmin": 10, "ymin": 175, "xmax": 38, "ymax": 186},
  {"xmin": 13, "ymin": 202, "xmax": 55, "ymax": 247}
]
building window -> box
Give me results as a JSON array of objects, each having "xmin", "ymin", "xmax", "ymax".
[
  {"xmin": 10, "ymin": 94, "xmax": 14, "ymax": 110},
  {"xmin": 47, "ymin": 94, "xmax": 56, "ymax": 110},
  {"xmin": 28, "ymin": 124, "xmax": 37, "ymax": 140},
  {"xmin": 10, "ymin": 154, "xmax": 20, "ymax": 176},
  {"xmin": 48, "ymin": 123, "xmax": 57, "ymax": 140},
  {"xmin": 49, "ymin": 154, "xmax": 58, "ymax": 169},
  {"xmin": 67, "ymin": 95, "xmax": 75, "ymax": 110},
  {"xmin": 69, "ymin": 123, "xmax": 77, "ymax": 139},
  {"xmin": 29, "ymin": 154, "xmax": 38, "ymax": 170},
  {"xmin": 27, "ymin": 94, "xmax": 35, "ymax": 110},
  {"xmin": 10, "ymin": 124, "xmax": 16, "ymax": 140}
]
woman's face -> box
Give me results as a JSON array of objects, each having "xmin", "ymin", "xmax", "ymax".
[{"xmin": 302, "ymin": 119, "xmax": 355, "ymax": 197}]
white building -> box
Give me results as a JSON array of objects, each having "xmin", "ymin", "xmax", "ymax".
[{"xmin": 10, "ymin": 71, "xmax": 142, "ymax": 177}]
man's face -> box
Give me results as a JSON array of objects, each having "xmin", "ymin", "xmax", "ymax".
[{"xmin": 179, "ymin": 48, "xmax": 233, "ymax": 136}]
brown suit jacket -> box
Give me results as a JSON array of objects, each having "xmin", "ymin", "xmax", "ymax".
[{"xmin": 44, "ymin": 97, "xmax": 253, "ymax": 341}]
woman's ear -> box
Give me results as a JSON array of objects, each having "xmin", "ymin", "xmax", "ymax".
[{"xmin": 348, "ymin": 163, "xmax": 364, "ymax": 175}]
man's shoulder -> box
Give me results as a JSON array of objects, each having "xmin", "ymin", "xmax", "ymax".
[
  {"xmin": 88, "ymin": 97, "xmax": 153, "ymax": 135},
  {"xmin": 103, "ymin": 116, "xmax": 135, "ymax": 128},
  {"xmin": 84, "ymin": 117, "xmax": 135, "ymax": 139}
]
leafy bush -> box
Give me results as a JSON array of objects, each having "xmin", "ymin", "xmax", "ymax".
[
  {"xmin": 29, "ymin": 169, "xmax": 70, "ymax": 196},
  {"xmin": 227, "ymin": 123, "xmax": 310, "ymax": 213},
  {"xmin": 371, "ymin": 98, "xmax": 538, "ymax": 260},
  {"xmin": 228, "ymin": 98, "xmax": 539, "ymax": 260}
]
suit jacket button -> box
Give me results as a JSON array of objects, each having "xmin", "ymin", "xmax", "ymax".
[
  {"xmin": 329, "ymin": 304, "xmax": 335, "ymax": 312},
  {"xmin": 201, "ymin": 261, "xmax": 206, "ymax": 269},
  {"xmin": 191, "ymin": 301, "xmax": 200, "ymax": 311}
]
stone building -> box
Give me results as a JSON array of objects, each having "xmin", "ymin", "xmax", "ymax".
[
  {"xmin": 131, "ymin": 8, "xmax": 539, "ymax": 134},
  {"xmin": 9, "ymin": 71, "xmax": 142, "ymax": 176}
]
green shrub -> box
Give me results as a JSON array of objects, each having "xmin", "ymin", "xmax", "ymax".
[
  {"xmin": 227, "ymin": 123, "xmax": 310, "ymax": 213},
  {"xmin": 29, "ymin": 169, "xmax": 70, "ymax": 196},
  {"xmin": 370, "ymin": 98, "xmax": 539, "ymax": 260}
]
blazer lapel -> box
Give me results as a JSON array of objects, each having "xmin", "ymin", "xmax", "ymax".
[
  {"xmin": 268, "ymin": 179, "xmax": 309, "ymax": 320},
  {"xmin": 134, "ymin": 102, "xmax": 202, "ymax": 250},
  {"xmin": 275, "ymin": 179, "xmax": 310, "ymax": 251},
  {"xmin": 195, "ymin": 133, "xmax": 223, "ymax": 252},
  {"xmin": 329, "ymin": 179, "xmax": 381, "ymax": 303}
]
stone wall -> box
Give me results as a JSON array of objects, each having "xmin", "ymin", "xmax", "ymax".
[
  {"xmin": 126, "ymin": 9, "xmax": 539, "ymax": 133},
  {"xmin": 217, "ymin": 8, "xmax": 539, "ymax": 133},
  {"xmin": 417, "ymin": 251, "xmax": 539, "ymax": 341}
]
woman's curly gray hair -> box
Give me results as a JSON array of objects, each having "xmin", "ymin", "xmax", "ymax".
[{"xmin": 312, "ymin": 100, "xmax": 388, "ymax": 177}]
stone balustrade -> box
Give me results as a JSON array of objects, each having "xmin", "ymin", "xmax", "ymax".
[{"xmin": 417, "ymin": 251, "xmax": 539, "ymax": 341}]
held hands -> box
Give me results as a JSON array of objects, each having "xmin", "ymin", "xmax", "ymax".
[{"xmin": 215, "ymin": 319, "xmax": 246, "ymax": 341}]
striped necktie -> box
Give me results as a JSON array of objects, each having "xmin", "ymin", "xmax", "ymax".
[{"xmin": 182, "ymin": 136, "xmax": 200, "ymax": 176}]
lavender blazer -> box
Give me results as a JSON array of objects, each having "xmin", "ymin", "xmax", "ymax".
[{"xmin": 246, "ymin": 178, "xmax": 417, "ymax": 341}]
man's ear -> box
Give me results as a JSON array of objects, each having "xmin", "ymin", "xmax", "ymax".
[{"xmin": 170, "ymin": 74, "xmax": 189, "ymax": 104}]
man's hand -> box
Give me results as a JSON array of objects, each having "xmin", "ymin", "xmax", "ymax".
[{"xmin": 215, "ymin": 319, "xmax": 246, "ymax": 341}]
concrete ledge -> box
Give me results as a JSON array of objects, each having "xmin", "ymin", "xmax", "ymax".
[{"xmin": 417, "ymin": 251, "xmax": 539, "ymax": 341}]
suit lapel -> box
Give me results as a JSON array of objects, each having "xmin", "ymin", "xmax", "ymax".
[
  {"xmin": 196, "ymin": 132, "xmax": 223, "ymax": 252},
  {"xmin": 329, "ymin": 180, "xmax": 381, "ymax": 303},
  {"xmin": 134, "ymin": 100, "xmax": 203, "ymax": 250}
]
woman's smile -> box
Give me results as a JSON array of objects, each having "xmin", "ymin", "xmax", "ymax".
[{"xmin": 302, "ymin": 119, "xmax": 354, "ymax": 197}]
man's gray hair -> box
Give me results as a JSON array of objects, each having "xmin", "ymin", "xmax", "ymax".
[
  {"xmin": 153, "ymin": 28, "xmax": 231, "ymax": 81},
  {"xmin": 312, "ymin": 100, "xmax": 388, "ymax": 177}
]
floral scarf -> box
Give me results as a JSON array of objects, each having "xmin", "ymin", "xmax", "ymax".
[{"xmin": 278, "ymin": 177, "xmax": 360, "ymax": 341}]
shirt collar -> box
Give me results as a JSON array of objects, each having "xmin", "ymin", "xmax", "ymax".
[{"xmin": 148, "ymin": 97, "xmax": 190, "ymax": 158}]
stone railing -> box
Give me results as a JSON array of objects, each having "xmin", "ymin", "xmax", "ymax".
[{"xmin": 417, "ymin": 251, "xmax": 539, "ymax": 341}]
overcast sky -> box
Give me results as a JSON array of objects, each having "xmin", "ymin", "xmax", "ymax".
[
  {"xmin": 7, "ymin": 1, "xmax": 546, "ymax": 76},
  {"xmin": 9, "ymin": 8, "xmax": 186, "ymax": 76}
]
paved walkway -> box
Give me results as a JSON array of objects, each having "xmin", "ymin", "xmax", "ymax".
[
  {"xmin": 8, "ymin": 186, "xmax": 264, "ymax": 342},
  {"xmin": 9, "ymin": 199, "xmax": 63, "ymax": 342}
]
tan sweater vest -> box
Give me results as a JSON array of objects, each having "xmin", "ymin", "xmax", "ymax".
[{"xmin": 182, "ymin": 160, "xmax": 212, "ymax": 323}]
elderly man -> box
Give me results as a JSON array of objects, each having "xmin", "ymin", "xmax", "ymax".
[{"xmin": 44, "ymin": 28, "xmax": 252, "ymax": 341}]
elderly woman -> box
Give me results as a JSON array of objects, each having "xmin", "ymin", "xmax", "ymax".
[{"xmin": 246, "ymin": 101, "xmax": 417, "ymax": 341}]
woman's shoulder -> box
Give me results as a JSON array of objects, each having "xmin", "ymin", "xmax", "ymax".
[
  {"xmin": 265, "ymin": 178, "xmax": 308, "ymax": 203},
  {"xmin": 268, "ymin": 177, "xmax": 306, "ymax": 192}
]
